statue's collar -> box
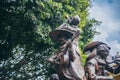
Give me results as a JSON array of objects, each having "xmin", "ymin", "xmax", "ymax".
[{"xmin": 94, "ymin": 56, "xmax": 106, "ymax": 65}]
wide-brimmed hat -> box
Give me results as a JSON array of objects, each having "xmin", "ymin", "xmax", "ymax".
[
  {"xmin": 49, "ymin": 29, "xmax": 73, "ymax": 43},
  {"xmin": 83, "ymin": 41, "xmax": 108, "ymax": 53}
]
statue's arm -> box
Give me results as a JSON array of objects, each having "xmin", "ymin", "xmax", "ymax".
[
  {"xmin": 48, "ymin": 54, "xmax": 57, "ymax": 64},
  {"xmin": 71, "ymin": 28, "xmax": 80, "ymax": 41},
  {"xmin": 86, "ymin": 62, "xmax": 97, "ymax": 80},
  {"xmin": 68, "ymin": 47, "xmax": 75, "ymax": 62},
  {"xmin": 65, "ymin": 40, "xmax": 75, "ymax": 62},
  {"xmin": 86, "ymin": 62, "xmax": 113, "ymax": 80},
  {"xmin": 105, "ymin": 64, "xmax": 120, "ymax": 74},
  {"xmin": 57, "ymin": 23, "xmax": 68, "ymax": 30}
]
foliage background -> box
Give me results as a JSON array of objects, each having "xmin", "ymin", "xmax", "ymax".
[{"xmin": 0, "ymin": 0, "xmax": 100, "ymax": 79}]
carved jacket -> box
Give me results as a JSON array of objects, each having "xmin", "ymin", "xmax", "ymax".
[
  {"xmin": 49, "ymin": 24, "xmax": 86, "ymax": 80},
  {"xmin": 85, "ymin": 56, "xmax": 113, "ymax": 80}
]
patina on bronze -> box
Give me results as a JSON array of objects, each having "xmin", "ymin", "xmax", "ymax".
[
  {"xmin": 84, "ymin": 42, "xmax": 114, "ymax": 80},
  {"xmin": 48, "ymin": 15, "xmax": 86, "ymax": 80}
]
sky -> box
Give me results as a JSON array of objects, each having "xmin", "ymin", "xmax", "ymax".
[{"xmin": 89, "ymin": 0, "xmax": 120, "ymax": 55}]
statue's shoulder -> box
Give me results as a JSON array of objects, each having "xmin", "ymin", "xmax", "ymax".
[
  {"xmin": 76, "ymin": 27, "xmax": 81, "ymax": 32},
  {"xmin": 87, "ymin": 58, "xmax": 98, "ymax": 66}
]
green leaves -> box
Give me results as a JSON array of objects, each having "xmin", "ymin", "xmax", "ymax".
[
  {"xmin": 80, "ymin": 18, "xmax": 101, "ymax": 50},
  {"xmin": 0, "ymin": 0, "xmax": 100, "ymax": 79}
]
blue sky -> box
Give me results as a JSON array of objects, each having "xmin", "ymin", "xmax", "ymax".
[{"xmin": 89, "ymin": 0, "xmax": 120, "ymax": 55}]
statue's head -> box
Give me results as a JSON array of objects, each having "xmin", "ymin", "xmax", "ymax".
[
  {"xmin": 68, "ymin": 15, "xmax": 80, "ymax": 26},
  {"xmin": 96, "ymin": 44, "xmax": 111, "ymax": 58},
  {"xmin": 83, "ymin": 41, "xmax": 111, "ymax": 61},
  {"xmin": 50, "ymin": 74, "xmax": 59, "ymax": 80}
]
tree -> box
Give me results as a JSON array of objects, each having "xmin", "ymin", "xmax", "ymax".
[{"xmin": 0, "ymin": 0, "xmax": 99, "ymax": 79}]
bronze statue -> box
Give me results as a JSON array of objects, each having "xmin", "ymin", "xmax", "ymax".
[
  {"xmin": 84, "ymin": 41, "xmax": 114, "ymax": 80},
  {"xmin": 48, "ymin": 15, "xmax": 86, "ymax": 80}
]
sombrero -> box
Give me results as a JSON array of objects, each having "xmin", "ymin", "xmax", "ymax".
[
  {"xmin": 49, "ymin": 29, "xmax": 73, "ymax": 43},
  {"xmin": 83, "ymin": 41, "xmax": 107, "ymax": 53}
]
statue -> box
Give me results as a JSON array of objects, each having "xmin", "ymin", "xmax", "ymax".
[
  {"xmin": 84, "ymin": 41, "xmax": 114, "ymax": 80},
  {"xmin": 48, "ymin": 15, "xmax": 86, "ymax": 80}
]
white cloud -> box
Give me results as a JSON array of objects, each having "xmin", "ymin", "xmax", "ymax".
[
  {"xmin": 108, "ymin": 40, "xmax": 120, "ymax": 54},
  {"xmin": 89, "ymin": 1, "xmax": 120, "ymax": 55}
]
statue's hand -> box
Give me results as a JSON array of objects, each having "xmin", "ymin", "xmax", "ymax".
[
  {"xmin": 67, "ymin": 39, "xmax": 72, "ymax": 48},
  {"xmin": 54, "ymin": 59, "xmax": 60, "ymax": 64}
]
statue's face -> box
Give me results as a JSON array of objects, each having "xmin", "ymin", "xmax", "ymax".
[
  {"xmin": 98, "ymin": 50, "xmax": 109, "ymax": 58},
  {"xmin": 97, "ymin": 45, "xmax": 110, "ymax": 58},
  {"xmin": 69, "ymin": 15, "xmax": 80, "ymax": 26}
]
